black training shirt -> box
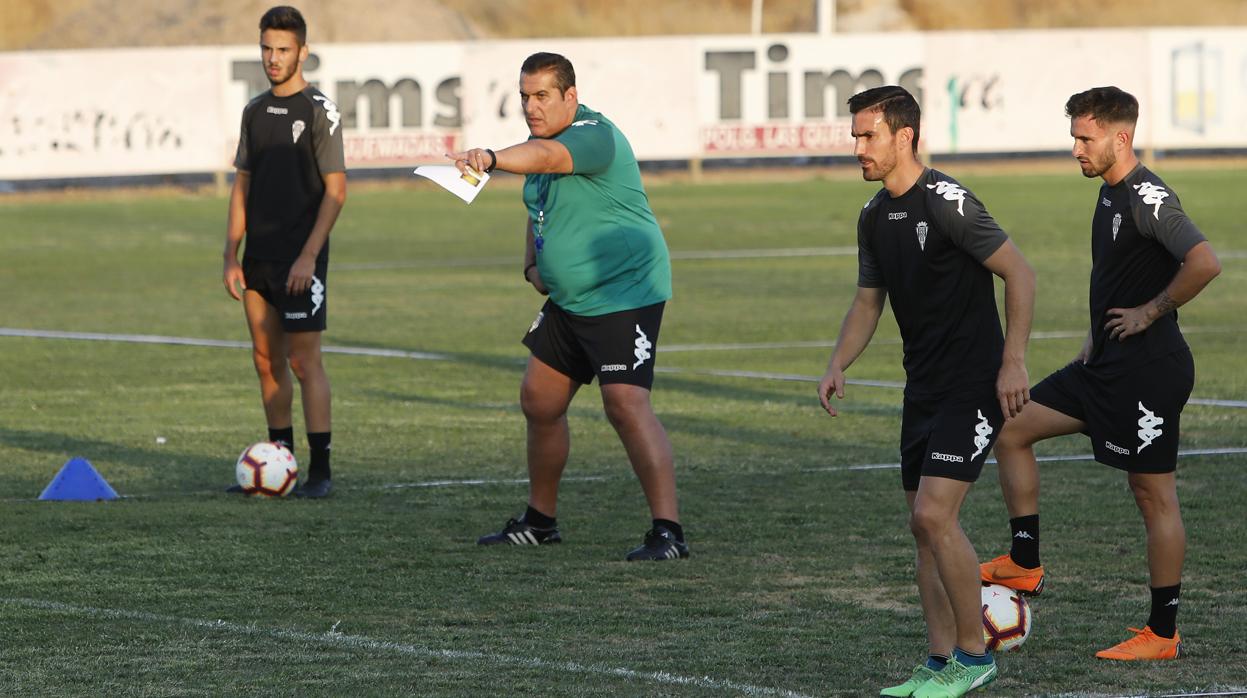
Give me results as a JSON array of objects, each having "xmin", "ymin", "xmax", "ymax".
[
  {"xmin": 1085, "ymin": 163, "xmax": 1206, "ymax": 373},
  {"xmin": 857, "ymin": 168, "xmax": 1009, "ymax": 399},
  {"xmin": 234, "ymin": 86, "xmax": 345, "ymax": 263}
]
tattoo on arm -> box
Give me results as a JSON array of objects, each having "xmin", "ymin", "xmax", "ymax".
[{"xmin": 1153, "ymin": 290, "xmax": 1178, "ymax": 317}]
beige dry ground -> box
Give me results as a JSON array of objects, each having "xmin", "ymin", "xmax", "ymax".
[{"xmin": 4, "ymin": 0, "xmax": 1244, "ymax": 50}]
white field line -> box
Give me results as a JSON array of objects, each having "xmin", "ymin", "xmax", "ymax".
[
  {"xmin": 379, "ymin": 475, "xmax": 607, "ymax": 490},
  {"xmin": 799, "ymin": 447, "xmax": 1247, "ymax": 473},
  {"xmin": 0, "ymin": 328, "xmax": 447, "ymax": 361},
  {"xmin": 335, "ymin": 247, "xmax": 859, "ymax": 271},
  {"xmin": 4, "ymin": 327, "xmax": 1245, "ymax": 408},
  {"xmin": 1, "ymin": 597, "xmax": 814, "ymax": 698}
]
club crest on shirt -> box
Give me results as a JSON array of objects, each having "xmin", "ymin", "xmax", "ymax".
[
  {"xmin": 1112, "ymin": 212, "xmax": 1122, "ymax": 241},
  {"xmin": 292, "ymin": 120, "xmax": 306, "ymax": 144},
  {"xmin": 915, "ymin": 221, "xmax": 928, "ymax": 250}
]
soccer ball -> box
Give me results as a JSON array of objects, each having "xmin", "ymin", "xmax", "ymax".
[
  {"xmin": 235, "ymin": 442, "xmax": 298, "ymax": 497},
  {"xmin": 981, "ymin": 583, "xmax": 1033, "ymax": 652}
]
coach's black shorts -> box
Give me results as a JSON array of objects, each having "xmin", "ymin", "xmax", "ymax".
[
  {"xmin": 1030, "ymin": 349, "xmax": 1194, "ymax": 473},
  {"xmin": 243, "ymin": 257, "xmax": 328, "ymax": 333},
  {"xmin": 522, "ymin": 300, "xmax": 664, "ymax": 389},
  {"xmin": 900, "ymin": 384, "xmax": 1004, "ymax": 492}
]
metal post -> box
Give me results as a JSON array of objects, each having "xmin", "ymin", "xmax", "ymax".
[
  {"xmin": 751, "ymin": 0, "xmax": 763, "ymax": 35},
  {"xmin": 816, "ymin": 0, "xmax": 835, "ymax": 34}
]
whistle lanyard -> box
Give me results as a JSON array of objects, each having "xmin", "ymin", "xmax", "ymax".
[{"xmin": 533, "ymin": 177, "xmax": 551, "ymax": 254}]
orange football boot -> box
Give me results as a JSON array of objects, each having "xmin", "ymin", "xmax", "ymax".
[
  {"xmin": 1095, "ymin": 626, "xmax": 1181, "ymax": 660},
  {"xmin": 979, "ymin": 553, "xmax": 1045, "ymax": 595}
]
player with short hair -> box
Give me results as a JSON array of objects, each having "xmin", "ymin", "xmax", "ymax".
[
  {"xmin": 222, "ymin": 5, "xmax": 345, "ymax": 498},
  {"xmin": 980, "ymin": 86, "xmax": 1220, "ymax": 660},
  {"xmin": 818, "ymin": 85, "xmax": 1035, "ymax": 697},
  {"xmin": 451, "ymin": 52, "xmax": 687, "ymax": 561}
]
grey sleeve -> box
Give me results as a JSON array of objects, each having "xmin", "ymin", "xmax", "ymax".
[
  {"xmin": 311, "ymin": 95, "xmax": 346, "ymax": 174},
  {"xmin": 856, "ymin": 211, "xmax": 885, "ymax": 288},
  {"xmin": 1133, "ymin": 190, "xmax": 1207, "ymax": 260},
  {"xmin": 232, "ymin": 109, "xmax": 250, "ymax": 171},
  {"xmin": 935, "ymin": 188, "xmax": 1008, "ymax": 263}
]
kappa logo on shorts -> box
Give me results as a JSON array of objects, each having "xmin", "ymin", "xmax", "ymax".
[
  {"xmin": 915, "ymin": 221, "xmax": 929, "ymax": 251},
  {"xmin": 292, "ymin": 120, "xmax": 306, "ymax": 144},
  {"xmin": 1137, "ymin": 401, "xmax": 1164, "ymax": 452},
  {"xmin": 931, "ymin": 452, "xmax": 964, "ymax": 463},
  {"xmin": 310, "ymin": 275, "xmax": 324, "ymax": 316},
  {"xmin": 632, "ymin": 324, "xmax": 653, "ymax": 369},
  {"xmin": 971, "ymin": 409, "xmax": 993, "ymax": 459},
  {"xmin": 528, "ymin": 311, "xmax": 544, "ymax": 334},
  {"xmin": 600, "ymin": 363, "xmax": 628, "ymax": 372},
  {"xmin": 1112, "ymin": 212, "xmax": 1122, "ymax": 241},
  {"xmin": 1105, "ymin": 440, "xmax": 1131, "ymax": 456}
]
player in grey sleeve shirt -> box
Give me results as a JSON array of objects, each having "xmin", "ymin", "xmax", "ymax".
[
  {"xmin": 819, "ymin": 85, "xmax": 1036, "ymax": 697},
  {"xmin": 222, "ymin": 6, "xmax": 346, "ymax": 499},
  {"xmin": 981, "ymin": 86, "xmax": 1221, "ymax": 662}
]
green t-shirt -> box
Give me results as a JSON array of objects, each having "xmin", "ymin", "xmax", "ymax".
[{"xmin": 523, "ymin": 104, "xmax": 672, "ymax": 316}]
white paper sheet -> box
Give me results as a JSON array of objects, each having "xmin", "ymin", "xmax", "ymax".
[{"xmin": 412, "ymin": 165, "xmax": 490, "ymax": 204}]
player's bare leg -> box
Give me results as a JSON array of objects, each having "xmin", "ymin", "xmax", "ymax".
[
  {"xmin": 520, "ymin": 355, "xmax": 580, "ymax": 517},
  {"xmin": 1128, "ymin": 471, "xmax": 1185, "ymax": 587},
  {"xmin": 907, "ymin": 489, "xmax": 955, "ymax": 657},
  {"xmin": 993, "ymin": 403, "xmax": 1085, "ymax": 518},
  {"xmin": 911, "ymin": 476, "xmax": 985, "ymax": 655},
  {"xmin": 600, "ymin": 383, "xmax": 679, "ymax": 522},
  {"xmin": 244, "ymin": 290, "xmax": 293, "ymax": 429},
  {"xmin": 287, "ymin": 330, "xmax": 330, "ymax": 433}
]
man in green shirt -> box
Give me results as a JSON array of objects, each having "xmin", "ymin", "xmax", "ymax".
[{"xmin": 451, "ymin": 52, "xmax": 686, "ymax": 561}]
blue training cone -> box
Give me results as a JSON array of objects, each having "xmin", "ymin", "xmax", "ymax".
[{"xmin": 39, "ymin": 457, "xmax": 119, "ymax": 501}]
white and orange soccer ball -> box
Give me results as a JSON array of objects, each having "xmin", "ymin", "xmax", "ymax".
[
  {"xmin": 235, "ymin": 442, "xmax": 298, "ymax": 497},
  {"xmin": 981, "ymin": 583, "xmax": 1033, "ymax": 652}
]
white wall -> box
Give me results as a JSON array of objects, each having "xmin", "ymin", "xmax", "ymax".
[{"xmin": 2, "ymin": 28, "xmax": 1245, "ymax": 180}]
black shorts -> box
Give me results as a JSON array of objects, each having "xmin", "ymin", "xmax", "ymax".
[
  {"xmin": 243, "ymin": 257, "xmax": 328, "ymax": 333},
  {"xmin": 522, "ymin": 300, "xmax": 664, "ymax": 389},
  {"xmin": 900, "ymin": 384, "xmax": 1004, "ymax": 492},
  {"xmin": 1030, "ymin": 349, "xmax": 1194, "ymax": 473}
]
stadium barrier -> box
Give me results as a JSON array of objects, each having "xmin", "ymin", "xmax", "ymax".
[{"xmin": 1, "ymin": 28, "xmax": 1244, "ymax": 181}]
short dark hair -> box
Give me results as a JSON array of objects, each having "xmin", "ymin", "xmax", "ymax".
[
  {"xmin": 847, "ymin": 85, "xmax": 921, "ymax": 155},
  {"xmin": 260, "ymin": 6, "xmax": 307, "ymax": 46},
  {"xmin": 1065, "ymin": 86, "xmax": 1139, "ymax": 126},
  {"xmin": 521, "ymin": 52, "xmax": 576, "ymax": 94}
]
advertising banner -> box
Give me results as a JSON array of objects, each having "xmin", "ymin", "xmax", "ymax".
[
  {"xmin": 922, "ymin": 30, "xmax": 1150, "ymax": 155},
  {"xmin": 0, "ymin": 48, "xmax": 225, "ymax": 179},
  {"xmin": 694, "ymin": 33, "xmax": 923, "ymax": 158},
  {"xmin": 1147, "ymin": 29, "xmax": 1247, "ymax": 150}
]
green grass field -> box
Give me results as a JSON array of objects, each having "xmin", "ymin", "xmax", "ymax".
[{"xmin": 1, "ymin": 167, "xmax": 1245, "ymax": 697}]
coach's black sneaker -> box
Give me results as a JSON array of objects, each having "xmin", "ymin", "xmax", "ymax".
[
  {"xmin": 292, "ymin": 478, "xmax": 333, "ymax": 499},
  {"xmin": 625, "ymin": 526, "xmax": 689, "ymax": 561},
  {"xmin": 477, "ymin": 517, "xmax": 561, "ymax": 546}
]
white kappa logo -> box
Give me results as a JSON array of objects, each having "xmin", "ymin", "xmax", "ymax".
[
  {"xmin": 1137, "ymin": 401, "xmax": 1164, "ymax": 452},
  {"xmin": 528, "ymin": 311, "xmax": 544, "ymax": 334},
  {"xmin": 292, "ymin": 120, "xmax": 306, "ymax": 144},
  {"xmin": 310, "ymin": 275, "xmax": 324, "ymax": 316},
  {"xmin": 1132, "ymin": 181, "xmax": 1169, "ymax": 220},
  {"xmin": 571, "ymin": 119, "xmax": 600, "ymax": 127},
  {"xmin": 1112, "ymin": 212, "xmax": 1122, "ymax": 241},
  {"xmin": 927, "ymin": 180, "xmax": 967, "ymax": 216},
  {"xmin": 632, "ymin": 324, "xmax": 653, "ymax": 369},
  {"xmin": 312, "ymin": 94, "xmax": 341, "ymax": 135},
  {"xmin": 915, "ymin": 221, "xmax": 929, "ymax": 251},
  {"xmin": 971, "ymin": 409, "xmax": 993, "ymax": 459},
  {"xmin": 1014, "ymin": 531, "xmax": 1035, "ymax": 540}
]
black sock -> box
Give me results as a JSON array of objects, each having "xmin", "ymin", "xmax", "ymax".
[
  {"xmin": 654, "ymin": 518, "xmax": 684, "ymax": 542},
  {"xmin": 268, "ymin": 426, "xmax": 294, "ymax": 454},
  {"xmin": 523, "ymin": 505, "xmax": 556, "ymax": 529},
  {"xmin": 1008, "ymin": 514, "xmax": 1040, "ymax": 569},
  {"xmin": 1147, "ymin": 584, "xmax": 1181, "ymax": 639},
  {"xmin": 306, "ymin": 432, "xmax": 331, "ymax": 482}
]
